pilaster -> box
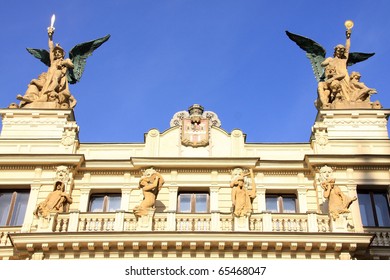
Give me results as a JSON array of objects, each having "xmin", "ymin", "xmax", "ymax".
[
  {"xmin": 297, "ymin": 172, "xmax": 308, "ymax": 213},
  {"xmin": 121, "ymin": 172, "xmax": 133, "ymax": 211},
  {"xmin": 256, "ymin": 187, "xmax": 266, "ymax": 212},
  {"xmin": 210, "ymin": 186, "xmax": 220, "ymax": 230},
  {"xmin": 167, "ymin": 186, "xmax": 178, "ymax": 230},
  {"xmin": 22, "ymin": 183, "xmax": 41, "ymax": 233},
  {"xmin": 345, "ymin": 168, "xmax": 361, "ymax": 232},
  {"xmin": 21, "ymin": 167, "xmax": 43, "ymax": 232}
]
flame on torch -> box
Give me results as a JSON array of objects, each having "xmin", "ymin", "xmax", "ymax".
[{"xmin": 50, "ymin": 14, "xmax": 56, "ymax": 28}]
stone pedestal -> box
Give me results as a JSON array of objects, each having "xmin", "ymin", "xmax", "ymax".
[
  {"xmin": 0, "ymin": 108, "xmax": 79, "ymax": 153},
  {"xmin": 234, "ymin": 215, "xmax": 250, "ymax": 231},
  {"xmin": 136, "ymin": 208, "xmax": 156, "ymax": 231},
  {"xmin": 330, "ymin": 214, "xmax": 349, "ymax": 233},
  {"xmin": 312, "ymin": 109, "xmax": 390, "ymax": 140},
  {"xmin": 311, "ymin": 109, "xmax": 390, "ymax": 154},
  {"xmin": 0, "ymin": 108, "xmax": 77, "ymax": 139},
  {"xmin": 36, "ymin": 212, "xmax": 57, "ymax": 232}
]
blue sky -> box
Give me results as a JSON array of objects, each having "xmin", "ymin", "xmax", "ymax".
[{"xmin": 1, "ymin": 0, "xmax": 390, "ymax": 143}]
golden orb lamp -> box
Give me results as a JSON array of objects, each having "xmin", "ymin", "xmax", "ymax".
[{"xmin": 344, "ymin": 20, "xmax": 354, "ymax": 30}]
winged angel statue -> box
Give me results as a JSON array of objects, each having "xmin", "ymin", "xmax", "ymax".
[
  {"xmin": 286, "ymin": 21, "xmax": 380, "ymax": 109},
  {"xmin": 14, "ymin": 16, "xmax": 110, "ymax": 109}
]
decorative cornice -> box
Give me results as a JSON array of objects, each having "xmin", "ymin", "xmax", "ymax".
[
  {"xmin": 0, "ymin": 108, "xmax": 75, "ymax": 119},
  {"xmin": 0, "ymin": 154, "xmax": 84, "ymax": 168},
  {"xmin": 130, "ymin": 157, "xmax": 260, "ymax": 169},
  {"xmin": 305, "ymin": 154, "xmax": 390, "ymax": 169},
  {"xmin": 9, "ymin": 231, "xmax": 373, "ymax": 257},
  {"xmin": 317, "ymin": 109, "xmax": 390, "ymax": 120}
]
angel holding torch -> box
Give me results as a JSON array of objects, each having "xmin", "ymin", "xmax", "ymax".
[
  {"xmin": 285, "ymin": 20, "xmax": 379, "ymax": 109},
  {"xmin": 41, "ymin": 24, "xmax": 75, "ymax": 107}
]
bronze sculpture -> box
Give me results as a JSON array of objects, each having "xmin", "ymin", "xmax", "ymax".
[
  {"xmin": 15, "ymin": 15, "xmax": 110, "ymax": 109},
  {"xmin": 286, "ymin": 21, "xmax": 380, "ymax": 109}
]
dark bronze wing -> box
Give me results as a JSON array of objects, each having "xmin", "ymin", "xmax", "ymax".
[
  {"xmin": 26, "ymin": 48, "xmax": 51, "ymax": 67},
  {"xmin": 67, "ymin": 34, "xmax": 111, "ymax": 84},
  {"xmin": 286, "ymin": 31, "xmax": 326, "ymax": 82},
  {"xmin": 347, "ymin": 52, "xmax": 375, "ymax": 66}
]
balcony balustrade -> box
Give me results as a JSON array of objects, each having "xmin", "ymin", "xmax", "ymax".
[
  {"xmin": 365, "ymin": 227, "xmax": 390, "ymax": 247},
  {"xmin": 46, "ymin": 211, "xmax": 335, "ymax": 233},
  {"xmin": 0, "ymin": 227, "xmax": 21, "ymax": 246}
]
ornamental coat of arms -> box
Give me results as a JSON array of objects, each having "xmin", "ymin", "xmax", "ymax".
[
  {"xmin": 181, "ymin": 117, "xmax": 209, "ymax": 147},
  {"xmin": 169, "ymin": 104, "xmax": 221, "ymax": 148}
]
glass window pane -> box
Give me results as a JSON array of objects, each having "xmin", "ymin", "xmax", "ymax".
[
  {"xmin": 283, "ymin": 196, "xmax": 296, "ymax": 213},
  {"xmin": 10, "ymin": 192, "xmax": 29, "ymax": 226},
  {"xmin": 107, "ymin": 195, "xmax": 121, "ymax": 212},
  {"xmin": 195, "ymin": 194, "xmax": 208, "ymax": 213},
  {"xmin": 0, "ymin": 193, "xmax": 12, "ymax": 226},
  {"xmin": 373, "ymin": 193, "xmax": 390, "ymax": 227},
  {"xmin": 90, "ymin": 196, "xmax": 104, "ymax": 212},
  {"xmin": 358, "ymin": 193, "xmax": 375, "ymax": 227},
  {"xmin": 179, "ymin": 194, "xmax": 191, "ymax": 213},
  {"xmin": 266, "ymin": 196, "xmax": 278, "ymax": 213}
]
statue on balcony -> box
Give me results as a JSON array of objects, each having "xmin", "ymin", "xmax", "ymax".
[
  {"xmin": 33, "ymin": 181, "xmax": 73, "ymax": 218},
  {"xmin": 230, "ymin": 168, "xmax": 256, "ymax": 217},
  {"xmin": 319, "ymin": 165, "xmax": 357, "ymax": 220},
  {"xmin": 13, "ymin": 14, "xmax": 110, "ymax": 109},
  {"xmin": 286, "ymin": 20, "xmax": 381, "ymax": 109},
  {"xmin": 133, "ymin": 168, "xmax": 165, "ymax": 218}
]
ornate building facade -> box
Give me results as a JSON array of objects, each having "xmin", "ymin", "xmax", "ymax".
[
  {"xmin": 0, "ymin": 103, "xmax": 389, "ymax": 260},
  {"xmin": 1, "ymin": 19, "xmax": 389, "ymax": 261}
]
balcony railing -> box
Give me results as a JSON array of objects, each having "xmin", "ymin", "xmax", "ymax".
[
  {"xmin": 0, "ymin": 227, "xmax": 21, "ymax": 246},
  {"xmin": 270, "ymin": 213, "xmax": 308, "ymax": 232},
  {"xmin": 364, "ymin": 227, "xmax": 390, "ymax": 247},
  {"xmin": 48, "ymin": 211, "xmax": 332, "ymax": 233},
  {"xmin": 176, "ymin": 213, "xmax": 211, "ymax": 231}
]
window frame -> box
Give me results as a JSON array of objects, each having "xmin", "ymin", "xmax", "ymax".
[
  {"xmin": 357, "ymin": 188, "xmax": 390, "ymax": 227},
  {"xmin": 0, "ymin": 189, "xmax": 30, "ymax": 226},
  {"xmin": 88, "ymin": 193, "xmax": 121, "ymax": 212},
  {"xmin": 265, "ymin": 193, "xmax": 297, "ymax": 213},
  {"xmin": 177, "ymin": 192, "xmax": 210, "ymax": 213}
]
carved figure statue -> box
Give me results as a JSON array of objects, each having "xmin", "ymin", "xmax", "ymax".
[
  {"xmin": 133, "ymin": 168, "xmax": 165, "ymax": 218},
  {"xmin": 317, "ymin": 65, "xmax": 346, "ymax": 108},
  {"xmin": 15, "ymin": 15, "xmax": 110, "ymax": 109},
  {"xmin": 286, "ymin": 21, "xmax": 381, "ymax": 109},
  {"xmin": 349, "ymin": 71, "xmax": 377, "ymax": 102},
  {"xmin": 319, "ymin": 166, "xmax": 357, "ymax": 220},
  {"xmin": 34, "ymin": 181, "xmax": 73, "ymax": 218},
  {"xmin": 230, "ymin": 168, "xmax": 256, "ymax": 217},
  {"xmin": 17, "ymin": 72, "xmax": 47, "ymax": 107}
]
